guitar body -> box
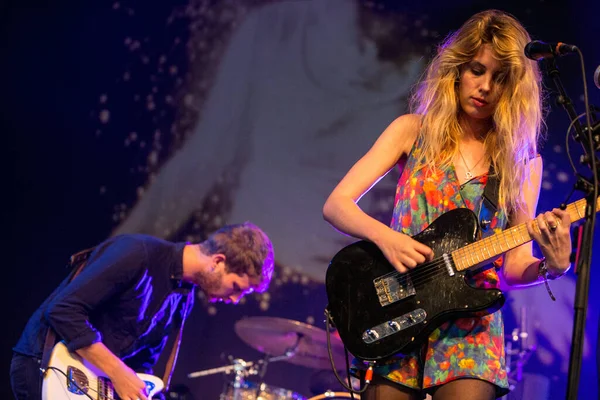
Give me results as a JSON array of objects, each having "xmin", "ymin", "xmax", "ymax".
[
  {"xmin": 326, "ymin": 208, "xmax": 505, "ymax": 361},
  {"xmin": 42, "ymin": 342, "xmax": 164, "ymax": 400}
]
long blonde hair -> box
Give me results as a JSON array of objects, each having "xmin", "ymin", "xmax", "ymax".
[{"xmin": 410, "ymin": 9, "xmax": 544, "ymax": 215}]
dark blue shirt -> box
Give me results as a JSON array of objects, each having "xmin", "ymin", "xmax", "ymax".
[{"xmin": 13, "ymin": 234, "xmax": 195, "ymax": 373}]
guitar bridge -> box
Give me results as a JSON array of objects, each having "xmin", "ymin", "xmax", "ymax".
[
  {"xmin": 374, "ymin": 274, "xmax": 416, "ymax": 306},
  {"xmin": 362, "ymin": 308, "xmax": 427, "ymax": 344}
]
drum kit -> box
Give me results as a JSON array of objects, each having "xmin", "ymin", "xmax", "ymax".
[
  {"xmin": 187, "ymin": 312, "xmax": 537, "ymax": 400},
  {"xmin": 187, "ymin": 317, "xmax": 355, "ymax": 400}
]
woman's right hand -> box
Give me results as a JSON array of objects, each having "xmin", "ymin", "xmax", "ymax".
[{"xmin": 375, "ymin": 229, "xmax": 433, "ymax": 273}]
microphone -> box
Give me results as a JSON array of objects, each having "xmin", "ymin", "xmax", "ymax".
[
  {"xmin": 524, "ymin": 40, "xmax": 578, "ymax": 60},
  {"xmin": 594, "ymin": 65, "xmax": 600, "ymax": 89}
]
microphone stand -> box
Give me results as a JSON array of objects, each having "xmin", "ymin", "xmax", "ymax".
[{"xmin": 541, "ymin": 57, "xmax": 600, "ymax": 400}]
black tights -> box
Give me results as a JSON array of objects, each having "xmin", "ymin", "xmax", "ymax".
[{"xmin": 361, "ymin": 375, "xmax": 496, "ymax": 400}]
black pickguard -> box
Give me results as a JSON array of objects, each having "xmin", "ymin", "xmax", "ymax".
[{"xmin": 325, "ymin": 208, "xmax": 505, "ymax": 361}]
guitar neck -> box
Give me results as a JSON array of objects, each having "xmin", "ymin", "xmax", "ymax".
[{"xmin": 452, "ymin": 197, "xmax": 597, "ymax": 271}]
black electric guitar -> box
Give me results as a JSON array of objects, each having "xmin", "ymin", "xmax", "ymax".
[{"xmin": 326, "ymin": 198, "xmax": 598, "ymax": 361}]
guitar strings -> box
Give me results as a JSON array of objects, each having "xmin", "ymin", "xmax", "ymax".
[
  {"xmin": 389, "ymin": 259, "xmax": 448, "ymax": 288},
  {"xmin": 376, "ymin": 198, "xmax": 589, "ymax": 285},
  {"xmin": 381, "ymin": 225, "xmax": 520, "ymax": 287},
  {"xmin": 376, "ymin": 251, "xmax": 489, "ymax": 291},
  {"xmin": 372, "ymin": 198, "xmax": 588, "ymax": 292},
  {"xmin": 390, "ymin": 226, "xmax": 529, "ymax": 288},
  {"xmin": 375, "ymin": 223, "xmax": 533, "ymax": 289},
  {"xmin": 373, "ymin": 257, "xmax": 442, "ymax": 284},
  {"xmin": 80, "ymin": 376, "xmax": 147, "ymax": 400}
]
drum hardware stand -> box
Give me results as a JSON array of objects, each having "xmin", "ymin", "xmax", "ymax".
[
  {"xmin": 189, "ymin": 316, "xmax": 348, "ymax": 399},
  {"xmin": 187, "ymin": 340, "xmax": 301, "ymax": 400},
  {"xmin": 501, "ymin": 306, "xmax": 536, "ymax": 400},
  {"xmin": 251, "ymin": 337, "xmax": 302, "ymax": 400}
]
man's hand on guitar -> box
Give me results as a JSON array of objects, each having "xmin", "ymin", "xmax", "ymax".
[
  {"xmin": 109, "ymin": 363, "xmax": 149, "ymax": 400},
  {"xmin": 375, "ymin": 229, "xmax": 434, "ymax": 273},
  {"xmin": 75, "ymin": 342, "xmax": 150, "ymax": 400}
]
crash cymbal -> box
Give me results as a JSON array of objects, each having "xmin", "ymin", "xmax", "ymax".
[{"xmin": 234, "ymin": 317, "xmax": 347, "ymax": 370}]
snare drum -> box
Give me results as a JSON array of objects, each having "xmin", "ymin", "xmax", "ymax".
[{"xmin": 222, "ymin": 381, "xmax": 306, "ymax": 400}]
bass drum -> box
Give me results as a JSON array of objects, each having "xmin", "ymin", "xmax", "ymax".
[
  {"xmin": 222, "ymin": 380, "xmax": 306, "ymax": 400},
  {"xmin": 308, "ymin": 391, "xmax": 354, "ymax": 400}
]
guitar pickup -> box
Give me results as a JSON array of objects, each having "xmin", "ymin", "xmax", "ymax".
[
  {"xmin": 66, "ymin": 366, "xmax": 89, "ymax": 395},
  {"xmin": 361, "ymin": 308, "xmax": 427, "ymax": 344},
  {"xmin": 374, "ymin": 274, "xmax": 416, "ymax": 306}
]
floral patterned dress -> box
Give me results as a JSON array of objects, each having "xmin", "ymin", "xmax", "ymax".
[{"xmin": 354, "ymin": 138, "xmax": 510, "ymax": 397}]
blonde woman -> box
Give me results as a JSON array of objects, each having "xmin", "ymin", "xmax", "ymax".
[{"xmin": 323, "ymin": 10, "xmax": 572, "ymax": 400}]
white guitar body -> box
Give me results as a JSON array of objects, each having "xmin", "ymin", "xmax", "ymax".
[{"xmin": 42, "ymin": 342, "xmax": 164, "ymax": 400}]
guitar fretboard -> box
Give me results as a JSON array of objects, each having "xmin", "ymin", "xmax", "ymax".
[{"xmin": 452, "ymin": 197, "xmax": 598, "ymax": 271}]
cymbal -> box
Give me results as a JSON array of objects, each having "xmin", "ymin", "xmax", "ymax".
[{"xmin": 234, "ymin": 317, "xmax": 347, "ymax": 370}]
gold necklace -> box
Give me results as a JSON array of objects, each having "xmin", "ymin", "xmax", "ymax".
[{"xmin": 458, "ymin": 148, "xmax": 486, "ymax": 180}]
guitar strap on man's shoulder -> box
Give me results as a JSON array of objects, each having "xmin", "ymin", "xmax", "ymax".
[
  {"xmin": 480, "ymin": 163, "xmax": 500, "ymax": 232},
  {"xmin": 40, "ymin": 246, "xmax": 96, "ymax": 374}
]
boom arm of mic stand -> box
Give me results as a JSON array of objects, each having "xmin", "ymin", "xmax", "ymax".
[{"xmin": 544, "ymin": 59, "xmax": 587, "ymax": 141}]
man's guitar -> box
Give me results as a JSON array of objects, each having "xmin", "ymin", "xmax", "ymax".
[
  {"xmin": 326, "ymin": 198, "xmax": 598, "ymax": 361},
  {"xmin": 42, "ymin": 342, "xmax": 164, "ymax": 400}
]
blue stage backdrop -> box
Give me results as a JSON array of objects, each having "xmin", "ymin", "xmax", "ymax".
[{"xmin": 4, "ymin": 0, "xmax": 599, "ymax": 399}]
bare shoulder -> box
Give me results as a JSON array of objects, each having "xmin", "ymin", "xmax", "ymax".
[
  {"xmin": 390, "ymin": 113, "xmax": 422, "ymax": 133},
  {"xmin": 380, "ymin": 113, "xmax": 421, "ymax": 156},
  {"xmin": 528, "ymin": 154, "xmax": 543, "ymax": 172}
]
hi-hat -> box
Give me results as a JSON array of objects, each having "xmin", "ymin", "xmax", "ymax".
[{"xmin": 235, "ymin": 317, "xmax": 347, "ymax": 370}]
